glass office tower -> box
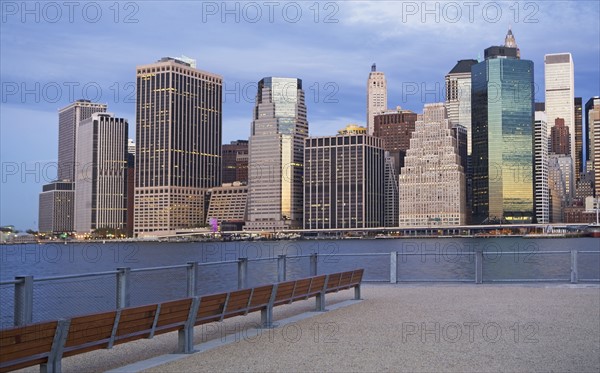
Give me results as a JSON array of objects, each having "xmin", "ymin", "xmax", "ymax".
[
  {"xmin": 472, "ymin": 44, "xmax": 535, "ymax": 224},
  {"xmin": 246, "ymin": 77, "xmax": 308, "ymax": 230}
]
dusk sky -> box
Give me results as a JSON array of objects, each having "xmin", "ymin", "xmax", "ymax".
[{"xmin": 1, "ymin": 1, "xmax": 599, "ymax": 230}]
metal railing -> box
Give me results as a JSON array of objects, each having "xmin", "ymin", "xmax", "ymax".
[{"xmin": 1, "ymin": 250, "xmax": 598, "ymax": 328}]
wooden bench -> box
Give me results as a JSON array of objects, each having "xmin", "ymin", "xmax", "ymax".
[
  {"xmin": 0, "ymin": 269, "xmax": 363, "ymax": 372},
  {"xmin": 0, "ymin": 320, "xmax": 66, "ymax": 373}
]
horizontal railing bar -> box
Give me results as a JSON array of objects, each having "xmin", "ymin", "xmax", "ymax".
[
  {"xmin": 130, "ymin": 264, "xmax": 190, "ymax": 273},
  {"xmin": 197, "ymin": 260, "xmax": 239, "ymax": 266},
  {"xmin": 578, "ymin": 251, "xmax": 600, "ymax": 254},
  {"xmin": 0, "ymin": 280, "xmax": 21, "ymax": 285},
  {"xmin": 486, "ymin": 278, "xmax": 570, "ymax": 282},
  {"xmin": 35, "ymin": 270, "xmax": 119, "ymax": 282},
  {"xmin": 579, "ymin": 279, "xmax": 600, "ymax": 281},
  {"xmin": 397, "ymin": 279, "xmax": 474, "ymax": 282},
  {"xmin": 322, "ymin": 253, "xmax": 389, "ymax": 257}
]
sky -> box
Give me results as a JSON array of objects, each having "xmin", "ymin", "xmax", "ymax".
[{"xmin": 1, "ymin": 0, "xmax": 599, "ymax": 230}]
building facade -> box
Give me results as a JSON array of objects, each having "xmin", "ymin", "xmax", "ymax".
[
  {"xmin": 205, "ymin": 182, "xmax": 248, "ymax": 230},
  {"xmin": 445, "ymin": 59, "xmax": 478, "ymax": 155},
  {"xmin": 584, "ymin": 97, "xmax": 600, "ymax": 172},
  {"xmin": 471, "ymin": 33, "xmax": 535, "ymax": 224},
  {"xmin": 222, "ymin": 140, "xmax": 249, "ymax": 184},
  {"xmin": 74, "ymin": 113, "xmax": 128, "ymax": 233},
  {"xmin": 57, "ymin": 100, "xmax": 107, "ymax": 181},
  {"xmin": 574, "ymin": 97, "xmax": 583, "ymax": 178},
  {"xmin": 367, "ymin": 64, "xmax": 387, "ymax": 135},
  {"xmin": 534, "ymin": 111, "xmax": 549, "ymax": 223},
  {"xmin": 383, "ymin": 151, "xmax": 399, "ymax": 227},
  {"xmin": 399, "ymin": 103, "xmax": 466, "ymax": 226},
  {"xmin": 372, "ymin": 107, "xmax": 418, "ymax": 176},
  {"xmin": 38, "ymin": 181, "xmax": 74, "ymax": 233},
  {"xmin": 304, "ymin": 129, "xmax": 384, "ymax": 229},
  {"xmin": 134, "ymin": 57, "xmax": 222, "ymax": 235},
  {"xmin": 545, "ymin": 53, "xmax": 575, "ymax": 170},
  {"xmin": 246, "ymin": 77, "xmax": 307, "ymax": 230},
  {"xmin": 591, "ymin": 103, "xmax": 600, "ymax": 196},
  {"xmin": 550, "ymin": 118, "xmax": 570, "ymax": 155}
]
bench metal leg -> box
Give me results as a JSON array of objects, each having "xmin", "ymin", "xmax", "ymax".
[
  {"xmin": 261, "ymin": 306, "xmax": 274, "ymax": 328},
  {"xmin": 177, "ymin": 297, "xmax": 200, "ymax": 354},
  {"xmin": 177, "ymin": 327, "xmax": 194, "ymax": 354},
  {"xmin": 354, "ymin": 284, "xmax": 362, "ymax": 300},
  {"xmin": 315, "ymin": 291, "xmax": 326, "ymax": 312}
]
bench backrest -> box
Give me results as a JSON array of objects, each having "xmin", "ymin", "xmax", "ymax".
[
  {"xmin": 0, "ymin": 320, "xmax": 58, "ymax": 372},
  {"xmin": 63, "ymin": 311, "xmax": 116, "ymax": 357}
]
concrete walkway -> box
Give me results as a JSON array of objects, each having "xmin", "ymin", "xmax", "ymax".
[
  {"xmin": 142, "ymin": 284, "xmax": 600, "ymax": 373},
  {"xmin": 14, "ymin": 283, "xmax": 600, "ymax": 373}
]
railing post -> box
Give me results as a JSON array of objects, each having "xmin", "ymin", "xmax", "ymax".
[
  {"xmin": 475, "ymin": 250, "xmax": 483, "ymax": 284},
  {"xmin": 187, "ymin": 262, "xmax": 197, "ymax": 297},
  {"xmin": 390, "ymin": 251, "xmax": 397, "ymax": 284},
  {"xmin": 310, "ymin": 253, "xmax": 317, "ymax": 276},
  {"xmin": 277, "ymin": 254, "xmax": 287, "ymax": 282},
  {"xmin": 14, "ymin": 276, "xmax": 33, "ymax": 326},
  {"xmin": 116, "ymin": 267, "xmax": 130, "ymax": 309},
  {"xmin": 238, "ymin": 257, "xmax": 248, "ymax": 289},
  {"xmin": 570, "ymin": 250, "xmax": 578, "ymax": 284}
]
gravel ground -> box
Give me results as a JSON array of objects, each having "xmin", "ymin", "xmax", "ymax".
[{"xmin": 12, "ymin": 283, "xmax": 600, "ymax": 373}]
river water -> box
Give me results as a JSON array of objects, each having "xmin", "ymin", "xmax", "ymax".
[{"xmin": 0, "ymin": 237, "xmax": 598, "ymax": 327}]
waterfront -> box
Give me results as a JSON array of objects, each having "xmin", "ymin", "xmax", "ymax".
[{"xmin": 0, "ymin": 237, "xmax": 598, "ymax": 327}]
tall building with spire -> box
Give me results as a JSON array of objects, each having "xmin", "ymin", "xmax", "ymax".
[
  {"xmin": 134, "ymin": 57, "xmax": 222, "ymax": 235},
  {"xmin": 399, "ymin": 103, "xmax": 466, "ymax": 226},
  {"xmin": 246, "ymin": 77, "xmax": 308, "ymax": 230},
  {"xmin": 545, "ymin": 53, "xmax": 575, "ymax": 172},
  {"xmin": 504, "ymin": 27, "xmax": 520, "ymax": 58},
  {"xmin": 471, "ymin": 29, "xmax": 535, "ymax": 224},
  {"xmin": 367, "ymin": 64, "xmax": 387, "ymax": 135}
]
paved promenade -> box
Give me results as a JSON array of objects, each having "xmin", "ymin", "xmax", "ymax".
[{"xmin": 16, "ymin": 283, "xmax": 600, "ymax": 373}]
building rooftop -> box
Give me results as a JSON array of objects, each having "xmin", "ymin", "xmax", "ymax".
[{"xmin": 448, "ymin": 59, "xmax": 478, "ymax": 74}]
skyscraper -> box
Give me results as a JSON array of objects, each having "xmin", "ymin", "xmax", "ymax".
[
  {"xmin": 445, "ymin": 59, "xmax": 478, "ymax": 155},
  {"xmin": 534, "ymin": 111, "xmax": 549, "ymax": 223},
  {"xmin": 399, "ymin": 103, "xmax": 466, "ymax": 226},
  {"xmin": 304, "ymin": 126, "xmax": 384, "ymax": 229},
  {"xmin": 373, "ymin": 107, "xmax": 418, "ymax": 176},
  {"xmin": 74, "ymin": 113, "xmax": 128, "ymax": 233},
  {"xmin": 38, "ymin": 99, "xmax": 107, "ymax": 233},
  {"xmin": 134, "ymin": 57, "xmax": 222, "ymax": 235},
  {"xmin": 584, "ymin": 97, "xmax": 600, "ymax": 173},
  {"xmin": 246, "ymin": 77, "xmax": 307, "ymax": 230},
  {"xmin": 589, "ymin": 102, "xmax": 600, "ymax": 196},
  {"xmin": 545, "ymin": 53, "xmax": 575, "ymax": 169},
  {"xmin": 574, "ymin": 97, "xmax": 583, "ymax": 178},
  {"xmin": 471, "ymin": 30, "xmax": 535, "ymax": 224},
  {"xmin": 550, "ymin": 118, "xmax": 571, "ymax": 155},
  {"xmin": 57, "ymin": 99, "xmax": 107, "ymax": 181},
  {"xmin": 367, "ymin": 64, "xmax": 387, "ymax": 135}
]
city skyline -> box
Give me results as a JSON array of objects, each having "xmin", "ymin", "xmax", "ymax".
[{"xmin": 2, "ymin": 1, "xmax": 599, "ymax": 230}]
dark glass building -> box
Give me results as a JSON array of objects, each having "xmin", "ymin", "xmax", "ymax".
[{"xmin": 471, "ymin": 40, "xmax": 535, "ymax": 224}]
